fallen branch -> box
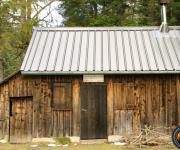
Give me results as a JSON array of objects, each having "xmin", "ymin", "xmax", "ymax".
[{"xmin": 120, "ymin": 126, "xmax": 172, "ymax": 148}]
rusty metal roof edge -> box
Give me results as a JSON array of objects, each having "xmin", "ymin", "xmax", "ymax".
[{"xmin": 33, "ymin": 26, "xmax": 180, "ymax": 31}]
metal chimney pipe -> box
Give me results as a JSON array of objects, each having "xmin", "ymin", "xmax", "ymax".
[{"xmin": 159, "ymin": 0, "xmax": 169, "ymax": 33}]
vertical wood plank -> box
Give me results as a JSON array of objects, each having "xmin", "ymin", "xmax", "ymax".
[
  {"xmin": 120, "ymin": 110, "xmax": 126, "ymax": 135},
  {"xmin": 139, "ymin": 83, "xmax": 146, "ymax": 129},
  {"xmin": 113, "ymin": 110, "xmax": 119, "ymax": 135},
  {"xmin": 133, "ymin": 79, "xmax": 140, "ymax": 131},
  {"xmin": 72, "ymin": 80, "xmax": 80, "ymax": 136},
  {"xmin": 176, "ymin": 75, "xmax": 180, "ymax": 125},
  {"xmin": 146, "ymin": 79, "xmax": 153, "ymax": 126},
  {"xmin": 126, "ymin": 110, "xmax": 132, "ymax": 134},
  {"xmin": 107, "ymin": 79, "xmax": 113, "ymax": 136},
  {"xmin": 33, "ymin": 79, "xmax": 41, "ymax": 138},
  {"xmin": 171, "ymin": 77, "xmax": 176, "ymax": 128},
  {"xmin": 159, "ymin": 79, "xmax": 165, "ymax": 131}
]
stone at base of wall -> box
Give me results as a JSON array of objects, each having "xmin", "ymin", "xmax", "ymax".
[
  {"xmin": 32, "ymin": 138, "xmax": 56, "ymax": 143},
  {"xmin": 0, "ymin": 136, "xmax": 8, "ymax": 143},
  {"xmin": 108, "ymin": 135, "xmax": 123, "ymax": 142},
  {"xmin": 69, "ymin": 136, "xmax": 80, "ymax": 143}
]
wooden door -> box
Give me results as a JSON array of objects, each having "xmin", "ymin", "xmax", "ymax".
[
  {"xmin": 52, "ymin": 83, "xmax": 72, "ymax": 137},
  {"xmin": 10, "ymin": 97, "xmax": 33, "ymax": 143},
  {"xmin": 81, "ymin": 84, "xmax": 107, "ymax": 139}
]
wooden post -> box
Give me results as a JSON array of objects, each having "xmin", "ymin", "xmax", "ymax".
[
  {"xmin": 72, "ymin": 80, "xmax": 80, "ymax": 136},
  {"xmin": 32, "ymin": 79, "xmax": 41, "ymax": 138},
  {"xmin": 107, "ymin": 79, "xmax": 113, "ymax": 136},
  {"xmin": 176, "ymin": 76, "xmax": 180, "ymax": 125},
  {"xmin": 4, "ymin": 84, "xmax": 9, "ymax": 141}
]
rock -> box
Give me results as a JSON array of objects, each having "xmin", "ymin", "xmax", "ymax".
[
  {"xmin": 32, "ymin": 138, "xmax": 56, "ymax": 143},
  {"xmin": 48, "ymin": 144, "xmax": 56, "ymax": 147},
  {"xmin": 108, "ymin": 135, "xmax": 123, "ymax": 142},
  {"xmin": 0, "ymin": 139, "xmax": 7, "ymax": 144},
  {"xmin": 114, "ymin": 142, "xmax": 127, "ymax": 146},
  {"xmin": 70, "ymin": 136, "xmax": 80, "ymax": 143},
  {"xmin": 63, "ymin": 144, "xmax": 68, "ymax": 147},
  {"xmin": 30, "ymin": 145, "xmax": 38, "ymax": 148}
]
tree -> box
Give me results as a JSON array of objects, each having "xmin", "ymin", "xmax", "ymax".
[
  {"xmin": 0, "ymin": 0, "xmax": 58, "ymax": 77},
  {"xmin": 168, "ymin": 0, "xmax": 180, "ymax": 25},
  {"xmin": 59, "ymin": 0, "xmax": 130, "ymax": 26},
  {"xmin": 59, "ymin": 0, "xmax": 180, "ymax": 27}
]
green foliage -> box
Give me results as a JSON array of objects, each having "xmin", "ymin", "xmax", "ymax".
[
  {"xmin": 169, "ymin": 0, "xmax": 180, "ymax": 25},
  {"xmin": 55, "ymin": 137, "xmax": 71, "ymax": 145},
  {"xmin": 0, "ymin": 0, "xmax": 39, "ymax": 77},
  {"xmin": 60, "ymin": 0, "xmax": 180, "ymax": 27}
]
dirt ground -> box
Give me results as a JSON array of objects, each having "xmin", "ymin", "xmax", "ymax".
[{"xmin": 0, "ymin": 143, "xmax": 177, "ymax": 150}]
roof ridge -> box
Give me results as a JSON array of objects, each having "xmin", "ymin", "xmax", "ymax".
[{"xmin": 33, "ymin": 26, "xmax": 180, "ymax": 31}]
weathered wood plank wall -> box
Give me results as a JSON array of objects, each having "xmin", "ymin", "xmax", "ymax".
[
  {"xmin": 0, "ymin": 73, "xmax": 179, "ymax": 141},
  {"xmin": 106, "ymin": 75, "xmax": 178, "ymax": 135}
]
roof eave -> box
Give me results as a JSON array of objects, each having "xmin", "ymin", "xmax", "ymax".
[{"xmin": 21, "ymin": 71, "xmax": 180, "ymax": 75}]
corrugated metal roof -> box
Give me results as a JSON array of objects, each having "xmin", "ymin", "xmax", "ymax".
[{"xmin": 21, "ymin": 26, "xmax": 180, "ymax": 74}]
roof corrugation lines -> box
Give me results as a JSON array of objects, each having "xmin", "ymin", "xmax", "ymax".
[{"xmin": 21, "ymin": 27, "xmax": 180, "ymax": 74}]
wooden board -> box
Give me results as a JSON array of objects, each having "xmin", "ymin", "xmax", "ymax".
[
  {"xmin": 0, "ymin": 100, "xmax": 4, "ymax": 139},
  {"xmin": 81, "ymin": 84, "xmax": 107, "ymax": 139},
  {"xmin": 10, "ymin": 97, "xmax": 33, "ymax": 143},
  {"xmin": 52, "ymin": 83, "xmax": 72, "ymax": 109},
  {"xmin": 177, "ymin": 76, "xmax": 180, "ymax": 124},
  {"xmin": 52, "ymin": 110, "xmax": 72, "ymax": 137},
  {"xmin": 72, "ymin": 80, "xmax": 80, "ymax": 136}
]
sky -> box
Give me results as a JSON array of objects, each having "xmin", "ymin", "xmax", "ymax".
[{"xmin": 37, "ymin": 1, "xmax": 63, "ymax": 27}]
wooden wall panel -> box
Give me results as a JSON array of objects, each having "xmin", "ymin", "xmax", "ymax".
[
  {"xmin": 112, "ymin": 75, "xmax": 179, "ymax": 135},
  {"xmin": 0, "ymin": 73, "xmax": 179, "ymax": 140},
  {"xmin": 107, "ymin": 79, "xmax": 113, "ymax": 135},
  {"xmin": 177, "ymin": 75, "xmax": 180, "ymax": 125},
  {"xmin": 114, "ymin": 110, "xmax": 133, "ymax": 135},
  {"xmin": 52, "ymin": 110, "xmax": 72, "ymax": 137},
  {"xmin": 72, "ymin": 80, "xmax": 80, "ymax": 136}
]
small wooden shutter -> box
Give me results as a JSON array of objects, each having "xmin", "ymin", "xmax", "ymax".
[
  {"xmin": 113, "ymin": 83, "xmax": 135, "ymax": 110},
  {"xmin": 52, "ymin": 83, "xmax": 72, "ymax": 109}
]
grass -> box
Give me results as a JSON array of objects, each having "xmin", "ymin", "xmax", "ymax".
[
  {"xmin": 55, "ymin": 137, "xmax": 71, "ymax": 145},
  {"xmin": 0, "ymin": 143, "xmax": 177, "ymax": 150}
]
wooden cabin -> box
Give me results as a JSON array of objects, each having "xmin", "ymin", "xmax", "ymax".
[{"xmin": 0, "ymin": 27, "xmax": 180, "ymax": 143}]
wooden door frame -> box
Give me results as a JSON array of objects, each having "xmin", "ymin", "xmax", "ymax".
[{"xmin": 80, "ymin": 83, "xmax": 107, "ymax": 139}]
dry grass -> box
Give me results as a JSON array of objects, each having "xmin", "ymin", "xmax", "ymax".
[
  {"xmin": 0, "ymin": 128, "xmax": 177, "ymax": 150},
  {"xmin": 0, "ymin": 143, "xmax": 177, "ymax": 150}
]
